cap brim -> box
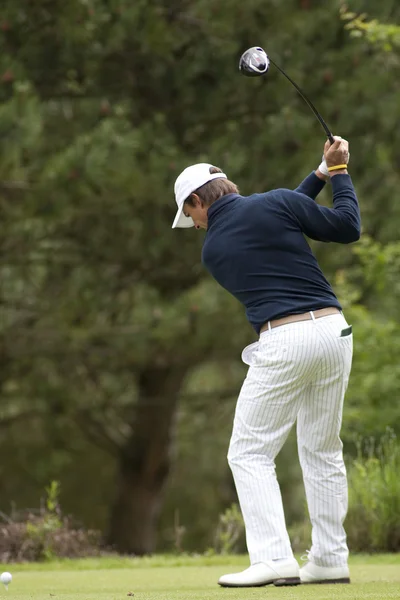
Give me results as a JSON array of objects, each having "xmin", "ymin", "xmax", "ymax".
[{"xmin": 172, "ymin": 203, "xmax": 194, "ymax": 228}]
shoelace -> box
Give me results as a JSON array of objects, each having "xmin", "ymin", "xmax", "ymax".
[{"xmin": 300, "ymin": 549, "xmax": 311, "ymax": 562}]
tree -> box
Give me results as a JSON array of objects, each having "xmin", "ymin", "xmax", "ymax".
[{"xmin": 1, "ymin": 0, "xmax": 400, "ymax": 553}]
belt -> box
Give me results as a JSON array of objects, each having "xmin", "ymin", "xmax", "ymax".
[{"xmin": 260, "ymin": 307, "xmax": 341, "ymax": 334}]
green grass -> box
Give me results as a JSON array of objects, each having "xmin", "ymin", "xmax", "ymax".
[{"xmin": 0, "ymin": 554, "xmax": 399, "ymax": 599}]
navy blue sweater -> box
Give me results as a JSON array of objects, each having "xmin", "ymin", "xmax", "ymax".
[{"xmin": 202, "ymin": 173, "xmax": 361, "ymax": 334}]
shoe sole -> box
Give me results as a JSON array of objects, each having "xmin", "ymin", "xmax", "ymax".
[
  {"xmin": 274, "ymin": 577, "xmax": 301, "ymax": 587},
  {"xmin": 219, "ymin": 577, "xmax": 301, "ymax": 588},
  {"xmin": 302, "ymin": 578, "xmax": 350, "ymax": 585}
]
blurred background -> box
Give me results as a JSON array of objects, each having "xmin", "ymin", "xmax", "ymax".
[{"xmin": 1, "ymin": 0, "xmax": 400, "ymax": 560}]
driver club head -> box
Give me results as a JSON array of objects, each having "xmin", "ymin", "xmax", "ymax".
[
  {"xmin": 238, "ymin": 45, "xmax": 335, "ymax": 143},
  {"xmin": 239, "ymin": 46, "xmax": 270, "ymax": 77}
]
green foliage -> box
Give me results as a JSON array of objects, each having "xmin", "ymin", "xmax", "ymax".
[
  {"xmin": 0, "ymin": 482, "xmax": 102, "ymax": 562},
  {"xmin": 26, "ymin": 481, "xmax": 62, "ymax": 561},
  {"xmin": 353, "ymin": 236, "xmax": 400, "ymax": 313},
  {"xmin": 341, "ymin": 6, "xmax": 400, "ymax": 51},
  {"xmin": 45, "ymin": 481, "xmax": 61, "ymax": 516},
  {"xmin": 342, "ymin": 306, "xmax": 400, "ymax": 437},
  {"xmin": 206, "ymin": 504, "xmax": 245, "ymax": 556},
  {"xmin": 1, "ymin": 0, "xmax": 400, "ymax": 554},
  {"xmin": 346, "ymin": 431, "xmax": 400, "ymax": 552},
  {"xmin": 290, "ymin": 432, "xmax": 400, "ymax": 553}
]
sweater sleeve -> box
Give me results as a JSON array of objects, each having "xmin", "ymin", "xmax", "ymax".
[
  {"xmin": 283, "ymin": 174, "xmax": 361, "ymax": 244},
  {"xmin": 294, "ymin": 171, "xmax": 326, "ymax": 200}
]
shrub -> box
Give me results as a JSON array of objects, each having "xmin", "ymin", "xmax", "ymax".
[
  {"xmin": 346, "ymin": 431, "xmax": 400, "ymax": 552},
  {"xmin": 288, "ymin": 431, "xmax": 400, "ymax": 553},
  {"xmin": 206, "ymin": 503, "xmax": 245, "ymax": 555},
  {"xmin": 0, "ymin": 481, "xmax": 103, "ymax": 562}
]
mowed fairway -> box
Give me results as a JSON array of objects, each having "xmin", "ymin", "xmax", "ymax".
[{"xmin": 1, "ymin": 554, "xmax": 400, "ymax": 600}]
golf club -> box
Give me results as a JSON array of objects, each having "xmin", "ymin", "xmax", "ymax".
[{"xmin": 239, "ymin": 46, "xmax": 334, "ymax": 144}]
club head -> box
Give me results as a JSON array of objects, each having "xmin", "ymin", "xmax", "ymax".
[{"xmin": 239, "ymin": 46, "xmax": 269, "ymax": 77}]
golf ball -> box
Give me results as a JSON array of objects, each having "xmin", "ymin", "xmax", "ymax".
[{"xmin": 0, "ymin": 572, "xmax": 12, "ymax": 585}]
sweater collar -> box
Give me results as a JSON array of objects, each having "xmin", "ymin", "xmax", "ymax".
[{"xmin": 207, "ymin": 194, "xmax": 240, "ymax": 224}]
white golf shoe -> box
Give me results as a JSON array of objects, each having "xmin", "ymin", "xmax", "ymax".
[
  {"xmin": 300, "ymin": 561, "xmax": 350, "ymax": 584},
  {"xmin": 218, "ymin": 558, "xmax": 300, "ymax": 587}
]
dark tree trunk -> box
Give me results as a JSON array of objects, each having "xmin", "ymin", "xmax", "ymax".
[{"xmin": 107, "ymin": 366, "xmax": 186, "ymax": 554}]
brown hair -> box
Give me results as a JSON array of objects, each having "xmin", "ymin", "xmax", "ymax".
[{"xmin": 185, "ymin": 166, "xmax": 239, "ymax": 208}]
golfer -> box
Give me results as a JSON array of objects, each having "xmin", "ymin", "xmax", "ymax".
[{"xmin": 172, "ymin": 137, "xmax": 360, "ymax": 587}]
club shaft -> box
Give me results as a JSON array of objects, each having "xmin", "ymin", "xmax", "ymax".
[{"xmin": 269, "ymin": 57, "xmax": 334, "ymax": 144}]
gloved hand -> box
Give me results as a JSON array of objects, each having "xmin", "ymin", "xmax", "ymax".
[{"xmin": 317, "ymin": 156, "xmax": 330, "ymax": 177}]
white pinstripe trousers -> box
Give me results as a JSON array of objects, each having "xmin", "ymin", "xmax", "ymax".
[{"xmin": 228, "ymin": 313, "xmax": 352, "ymax": 567}]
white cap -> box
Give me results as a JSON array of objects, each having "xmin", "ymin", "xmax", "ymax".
[{"xmin": 172, "ymin": 163, "xmax": 227, "ymax": 228}]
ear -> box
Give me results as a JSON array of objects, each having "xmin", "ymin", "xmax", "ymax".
[{"xmin": 191, "ymin": 193, "xmax": 203, "ymax": 208}]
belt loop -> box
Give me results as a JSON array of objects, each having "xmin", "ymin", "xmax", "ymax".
[
  {"xmin": 268, "ymin": 320, "xmax": 272, "ymax": 331},
  {"xmin": 310, "ymin": 311, "xmax": 316, "ymax": 322}
]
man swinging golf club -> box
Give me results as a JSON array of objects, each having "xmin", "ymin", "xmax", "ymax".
[{"xmin": 172, "ymin": 136, "xmax": 360, "ymax": 587}]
